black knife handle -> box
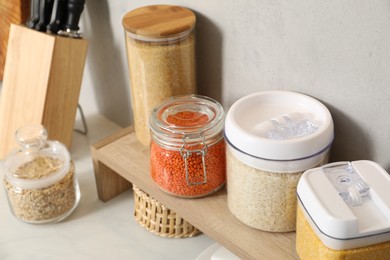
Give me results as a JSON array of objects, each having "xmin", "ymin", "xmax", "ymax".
[
  {"xmin": 63, "ymin": 0, "xmax": 85, "ymax": 31},
  {"xmin": 47, "ymin": 0, "xmax": 68, "ymax": 34},
  {"xmin": 35, "ymin": 0, "xmax": 55, "ymax": 32},
  {"xmin": 26, "ymin": 0, "xmax": 40, "ymax": 29}
]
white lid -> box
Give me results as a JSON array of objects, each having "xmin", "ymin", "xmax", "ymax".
[
  {"xmin": 224, "ymin": 90, "xmax": 334, "ymax": 160},
  {"xmin": 297, "ymin": 160, "xmax": 390, "ymax": 250}
]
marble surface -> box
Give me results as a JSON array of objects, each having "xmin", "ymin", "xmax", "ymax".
[{"xmin": 0, "ymin": 114, "xmax": 215, "ymax": 260}]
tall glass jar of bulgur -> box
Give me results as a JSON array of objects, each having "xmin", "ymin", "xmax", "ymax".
[
  {"xmin": 149, "ymin": 95, "xmax": 226, "ymax": 198},
  {"xmin": 3, "ymin": 125, "xmax": 80, "ymax": 224},
  {"xmin": 122, "ymin": 5, "xmax": 197, "ymax": 146}
]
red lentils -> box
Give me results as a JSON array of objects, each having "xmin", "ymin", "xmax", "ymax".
[{"xmin": 149, "ymin": 95, "xmax": 226, "ymax": 198}]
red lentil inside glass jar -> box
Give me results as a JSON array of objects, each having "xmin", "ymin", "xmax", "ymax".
[{"xmin": 149, "ymin": 94, "xmax": 225, "ymax": 198}]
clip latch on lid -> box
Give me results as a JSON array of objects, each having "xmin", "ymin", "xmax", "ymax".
[
  {"xmin": 323, "ymin": 162, "xmax": 370, "ymax": 206},
  {"xmin": 179, "ymin": 133, "xmax": 208, "ymax": 186}
]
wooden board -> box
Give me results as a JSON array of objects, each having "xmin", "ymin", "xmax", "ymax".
[
  {"xmin": 91, "ymin": 127, "xmax": 299, "ymax": 260},
  {"xmin": 0, "ymin": 24, "xmax": 88, "ymax": 158},
  {"xmin": 0, "ymin": 1, "xmax": 30, "ymax": 80}
]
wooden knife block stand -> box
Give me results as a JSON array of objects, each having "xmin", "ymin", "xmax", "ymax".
[{"xmin": 0, "ymin": 24, "xmax": 88, "ymax": 158}]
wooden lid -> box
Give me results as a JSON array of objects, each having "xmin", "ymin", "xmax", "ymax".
[{"xmin": 122, "ymin": 5, "xmax": 196, "ymax": 40}]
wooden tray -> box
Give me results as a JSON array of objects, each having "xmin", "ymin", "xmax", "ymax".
[{"xmin": 91, "ymin": 127, "xmax": 298, "ymax": 259}]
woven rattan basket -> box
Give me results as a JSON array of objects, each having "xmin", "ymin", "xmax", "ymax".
[{"xmin": 132, "ymin": 185, "xmax": 201, "ymax": 238}]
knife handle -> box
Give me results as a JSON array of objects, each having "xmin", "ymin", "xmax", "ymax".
[
  {"xmin": 26, "ymin": 0, "xmax": 40, "ymax": 29},
  {"xmin": 35, "ymin": 0, "xmax": 55, "ymax": 32},
  {"xmin": 63, "ymin": 0, "xmax": 85, "ymax": 31},
  {"xmin": 47, "ymin": 0, "xmax": 68, "ymax": 34}
]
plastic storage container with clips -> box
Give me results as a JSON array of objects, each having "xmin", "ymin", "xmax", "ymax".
[{"xmin": 297, "ymin": 160, "xmax": 390, "ymax": 259}]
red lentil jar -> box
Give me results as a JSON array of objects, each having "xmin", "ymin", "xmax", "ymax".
[{"xmin": 149, "ymin": 94, "xmax": 226, "ymax": 198}]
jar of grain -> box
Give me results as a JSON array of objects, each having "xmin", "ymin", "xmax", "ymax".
[
  {"xmin": 224, "ymin": 90, "xmax": 334, "ymax": 232},
  {"xmin": 3, "ymin": 125, "xmax": 80, "ymax": 224},
  {"xmin": 122, "ymin": 5, "xmax": 197, "ymax": 146},
  {"xmin": 297, "ymin": 161, "xmax": 390, "ymax": 259},
  {"xmin": 149, "ymin": 94, "xmax": 225, "ymax": 198}
]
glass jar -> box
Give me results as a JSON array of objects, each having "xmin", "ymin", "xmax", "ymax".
[
  {"xmin": 122, "ymin": 5, "xmax": 197, "ymax": 146},
  {"xmin": 149, "ymin": 95, "xmax": 225, "ymax": 198},
  {"xmin": 224, "ymin": 90, "xmax": 334, "ymax": 232},
  {"xmin": 3, "ymin": 125, "xmax": 80, "ymax": 224}
]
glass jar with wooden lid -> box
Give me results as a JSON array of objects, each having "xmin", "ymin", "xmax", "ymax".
[{"xmin": 122, "ymin": 5, "xmax": 197, "ymax": 146}]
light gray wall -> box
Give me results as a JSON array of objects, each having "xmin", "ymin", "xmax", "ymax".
[{"xmin": 79, "ymin": 1, "xmax": 390, "ymax": 170}]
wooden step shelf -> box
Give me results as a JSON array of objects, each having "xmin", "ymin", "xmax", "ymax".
[{"xmin": 91, "ymin": 127, "xmax": 298, "ymax": 260}]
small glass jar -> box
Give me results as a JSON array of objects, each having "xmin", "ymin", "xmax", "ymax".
[
  {"xmin": 224, "ymin": 90, "xmax": 334, "ymax": 232},
  {"xmin": 122, "ymin": 5, "xmax": 197, "ymax": 146},
  {"xmin": 3, "ymin": 125, "xmax": 80, "ymax": 224},
  {"xmin": 149, "ymin": 95, "xmax": 225, "ymax": 198}
]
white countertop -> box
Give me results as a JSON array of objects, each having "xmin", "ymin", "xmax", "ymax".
[{"xmin": 0, "ymin": 114, "xmax": 216, "ymax": 260}]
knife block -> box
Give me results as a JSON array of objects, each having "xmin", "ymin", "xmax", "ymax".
[{"xmin": 0, "ymin": 24, "xmax": 88, "ymax": 159}]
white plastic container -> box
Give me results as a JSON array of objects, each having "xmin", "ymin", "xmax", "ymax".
[
  {"xmin": 224, "ymin": 90, "xmax": 334, "ymax": 232},
  {"xmin": 296, "ymin": 160, "xmax": 390, "ymax": 259}
]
